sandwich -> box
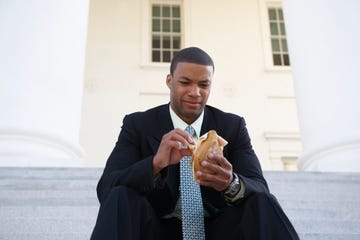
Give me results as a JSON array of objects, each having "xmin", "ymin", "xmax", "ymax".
[{"xmin": 188, "ymin": 130, "xmax": 228, "ymax": 181}]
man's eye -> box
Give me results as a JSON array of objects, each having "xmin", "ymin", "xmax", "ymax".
[
  {"xmin": 200, "ymin": 83, "xmax": 210, "ymax": 88},
  {"xmin": 179, "ymin": 81, "xmax": 189, "ymax": 85}
]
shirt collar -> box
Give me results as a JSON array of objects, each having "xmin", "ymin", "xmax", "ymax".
[{"xmin": 169, "ymin": 105, "xmax": 204, "ymax": 139}]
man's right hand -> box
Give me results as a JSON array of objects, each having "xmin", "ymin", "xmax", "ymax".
[{"xmin": 153, "ymin": 128, "xmax": 194, "ymax": 175}]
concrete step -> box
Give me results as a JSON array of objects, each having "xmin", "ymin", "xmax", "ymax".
[{"xmin": 0, "ymin": 167, "xmax": 359, "ymax": 240}]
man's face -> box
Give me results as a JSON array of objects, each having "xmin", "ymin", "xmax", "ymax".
[{"xmin": 167, "ymin": 62, "xmax": 213, "ymax": 124}]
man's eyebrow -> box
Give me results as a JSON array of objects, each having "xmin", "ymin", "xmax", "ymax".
[
  {"xmin": 180, "ymin": 76, "xmax": 192, "ymax": 81},
  {"xmin": 178, "ymin": 76, "xmax": 211, "ymax": 83}
]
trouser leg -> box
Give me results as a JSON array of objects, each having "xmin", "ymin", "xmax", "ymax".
[
  {"xmin": 206, "ymin": 192, "xmax": 299, "ymax": 240},
  {"xmin": 90, "ymin": 186, "xmax": 159, "ymax": 240}
]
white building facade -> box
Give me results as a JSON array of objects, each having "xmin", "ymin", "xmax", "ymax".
[
  {"xmin": 5, "ymin": 0, "xmax": 358, "ymax": 172},
  {"xmin": 80, "ymin": 0, "xmax": 301, "ymax": 169}
]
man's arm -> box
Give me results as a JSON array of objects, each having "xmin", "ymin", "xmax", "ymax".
[
  {"xmin": 96, "ymin": 114, "xmax": 156, "ymax": 203},
  {"xmin": 226, "ymin": 116, "xmax": 269, "ymax": 199}
]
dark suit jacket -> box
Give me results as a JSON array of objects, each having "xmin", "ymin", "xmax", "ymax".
[{"xmin": 96, "ymin": 104, "xmax": 269, "ymax": 217}]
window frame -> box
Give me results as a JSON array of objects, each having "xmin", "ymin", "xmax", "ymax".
[
  {"xmin": 141, "ymin": 0, "xmax": 184, "ymax": 67},
  {"xmin": 259, "ymin": 0, "xmax": 291, "ymax": 71}
]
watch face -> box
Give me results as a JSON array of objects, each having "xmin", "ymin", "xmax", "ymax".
[{"xmin": 224, "ymin": 173, "xmax": 240, "ymax": 197}]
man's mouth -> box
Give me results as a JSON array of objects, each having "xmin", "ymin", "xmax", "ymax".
[{"xmin": 183, "ymin": 100, "xmax": 201, "ymax": 108}]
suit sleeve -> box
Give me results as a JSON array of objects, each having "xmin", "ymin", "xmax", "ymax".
[
  {"xmin": 227, "ymin": 117, "xmax": 269, "ymax": 202},
  {"xmin": 96, "ymin": 115, "xmax": 156, "ymax": 204}
]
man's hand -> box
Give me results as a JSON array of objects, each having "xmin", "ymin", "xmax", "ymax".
[
  {"xmin": 195, "ymin": 153, "xmax": 233, "ymax": 192},
  {"xmin": 153, "ymin": 128, "xmax": 194, "ymax": 175}
]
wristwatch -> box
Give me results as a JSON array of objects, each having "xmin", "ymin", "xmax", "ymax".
[{"xmin": 223, "ymin": 173, "xmax": 241, "ymax": 198}]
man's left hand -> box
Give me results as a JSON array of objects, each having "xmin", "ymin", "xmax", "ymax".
[{"xmin": 195, "ymin": 153, "xmax": 233, "ymax": 192}]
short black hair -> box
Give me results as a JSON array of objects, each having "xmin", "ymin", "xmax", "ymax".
[{"xmin": 170, "ymin": 47, "xmax": 214, "ymax": 75}]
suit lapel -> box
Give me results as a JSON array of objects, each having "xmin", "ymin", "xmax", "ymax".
[
  {"xmin": 200, "ymin": 106, "xmax": 216, "ymax": 135},
  {"xmin": 146, "ymin": 105, "xmax": 180, "ymax": 202}
]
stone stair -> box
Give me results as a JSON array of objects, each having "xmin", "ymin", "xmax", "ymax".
[{"xmin": 0, "ymin": 167, "xmax": 359, "ymax": 240}]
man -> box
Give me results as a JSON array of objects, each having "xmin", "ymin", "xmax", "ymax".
[{"xmin": 90, "ymin": 47, "xmax": 299, "ymax": 240}]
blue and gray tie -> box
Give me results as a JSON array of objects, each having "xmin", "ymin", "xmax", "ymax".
[{"xmin": 180, "ymin": 125, "xmax": 205, "ymax": 240}]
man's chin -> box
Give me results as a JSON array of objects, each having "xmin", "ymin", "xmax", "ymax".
[{"xmin": 182, "ymin": 110, "xmax": 203, "ymax": 122}]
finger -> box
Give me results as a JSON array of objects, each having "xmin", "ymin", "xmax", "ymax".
[
  {"xmin": 207, "ymin": 153, "xmax": 232, "ymax": 170},
  {"xmin": 170, "ymin": 129, "xmax": 195, "ymax": 148},
  {"xmin": 201, "ymin": 160, "xmax": 230, "ymax": 179},
  {"xmin": 173, "ymin": 128, "xmax": 195, "ymax": 144},
  {"xmin": 196, "ymin": 171, "xmax": 228, "ymax": 191},
  {"xmin": 162, "ymin": 130, "xmax": 193, "ymax": 151}
]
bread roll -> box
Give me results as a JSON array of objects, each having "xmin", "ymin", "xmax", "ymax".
[{"xmin": 188, "ymin": 130, "xmax": 227, "ymax": 181}]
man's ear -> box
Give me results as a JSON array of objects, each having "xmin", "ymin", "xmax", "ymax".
[{"xmin": 166, "ymin": 74, "xmax": 172, "ymax": 88}]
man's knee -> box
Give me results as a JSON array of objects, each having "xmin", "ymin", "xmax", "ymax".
[{"xmin": 109, "ymin": 185, "xmax": 141, "ymax": 198}]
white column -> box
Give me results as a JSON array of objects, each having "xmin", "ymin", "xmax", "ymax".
[
  {"xmin": 0, "ymin": 1, "xmax": 89, "ymax": 166},
  {"xmin": 282, "ymin": 0, "xmax": 360, "ymax": 171}
]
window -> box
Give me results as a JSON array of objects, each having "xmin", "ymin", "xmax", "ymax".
[
  {"xmin": 268, "ymin": 7, "xmax": 290, "ymax": 66},
  {"xmin": 151, "ymin": 4, "xmax": 182, "ymax": 62}
]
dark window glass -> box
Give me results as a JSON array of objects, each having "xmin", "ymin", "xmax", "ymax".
[
  {"xmin": 173, "ymin": 20, "xmax": 181, "ymax": 32},
  {"xmin": 173, "ymin": 6, "xmax": 180, "ymax": 17},
  {"xmin": 163, "ymin": 19, "xmax": 170, "ymax": 32},
  {"xmin": 268, "ymin": 9, "xmax": 276, "ymax": 20},
  {"xmin": 152, "ymin": 19, "xmax": 160, "ymax": 32},
  {"xmin": 281, "ymin": 39, "xmax": 288, "ymax": 51},
  {"xmin": 280, "ymin": 23, "xmax": 286, "ymax": 35},
  {"xmin": 278, "ymin": 9, "xmax": 284, "ymax": 20},
  {"xmin": 163, "ymin": 36, "xmax": 171, "ymax": 49},
  {"xmin": 173, "ymin": 36, "xmax": 181, "ymax": 49},
  {"xmin": 163, "ymin": 51, "xmax": 171, "ymax": 62},
  {"xmin": 152, "ymin": 6, "xmax": 160, "ymax": 17},
  {"xmin": 273, "ymin": 54, "xmax": 282, "ymax": 65},
  {"xmin": 271, "ymin": 38, "xmax": 280, "ymax": 52},
  {"xmin": 270, "ymin": 22, "xmax": 279, "ymax": 35},
  {"xmin": 163, "ymin": 6, "xmax": 170, "ymax": 17},
  {"xmin": 152, "ymin": 51, "xmax": 160, "ymax": 62},
  {"xmin": 283, "ymin": 54, "xmax": 290, "ymax": 66},
  {"xmin": 152, "ymin": 35, "xmax": 160, "ymax": 48}
]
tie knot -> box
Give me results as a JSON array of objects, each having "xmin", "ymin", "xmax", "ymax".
[{"xmin": 185, "ymin": 125, "xmax": 195, "ymax": 137}]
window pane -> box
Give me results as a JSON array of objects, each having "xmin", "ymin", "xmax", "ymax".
[
  {"xmin": 273, "ymin": 54, "xmax": 282, "ymax": 65},
  {"xmin": 173, "ymin": 36, "xmax": 181, "ymax": 49},
  {"xmin": 172, "ymin": 6, "xmax": 180, "ymax": 17},
  {"xmin": 163, "ymin": 51, "xmax": 171, "ymax": 62},
  {"xmin": 283, "ymin": 54, "xmax": 290, "ymax": 66},
  {"xmin": 163, "ymin": 19, "xmax": 170, "ymax": 32},
  {"xmin": 278, "ymin": 9, "xmax": 284, "ymax": 20},
  {"xmin": 271, "ymin": 39, "xmax": 280, "ymax": 52},
  {"xmin": 281, "ymin": 39, "xmax": 288, "ymax": 51},
  {"xmin": 163, "ymin": 36, "xmax": 171, "ymax": 49},
  {"xmin": 173, "ymin": 20, "xmax": 181, "ymax": 32},
  {"xmin": 268, "ymin": 9, "xmax": 277, "ymax": 20},
  {"xmin": 270, "ymin": 22, "xmax": 278, "ymax": 35},
  {"xmin": 152, "ymin": 19, "xmax": 160, "ymax": 32},
  {"xmin": 280, "ymin": 23, "xmax": 286, "ymax": 35},
  {"xmin": 152, "ymin": 50, "xmax": 160, "ymax": 62},
  {"xmin": 163, "ymin": 6, "xmax": 170, "ymax": 17},
  {"xmin": 152, "ymin": 35, "xmax": 160, "ymax": 48},
  {"xmin": 152, "ymin": 5, "xmax": 160, "ymax": 17}
]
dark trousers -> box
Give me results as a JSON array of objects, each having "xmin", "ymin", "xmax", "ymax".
[{"xmin": 90, "ymin": 186, "xmax": 299, "ymax": 240}]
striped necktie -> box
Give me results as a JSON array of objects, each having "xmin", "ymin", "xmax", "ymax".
[{"xmin": 180, "ymin": 125, "xmax": 205, "ymax": 240}]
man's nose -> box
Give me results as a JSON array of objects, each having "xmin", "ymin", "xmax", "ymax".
[{"xmin": 189, "ymin": 86, "xmax": 200, "ymax": 96}]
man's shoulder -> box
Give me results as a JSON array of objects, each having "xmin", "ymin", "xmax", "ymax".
[
  {"xmin": 124, "ymin": 104, "xmax": 168, "ymax": 121},
  {"xmin": 205, "ymin": 105, "xmax": 243, "ymax": 121}
]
